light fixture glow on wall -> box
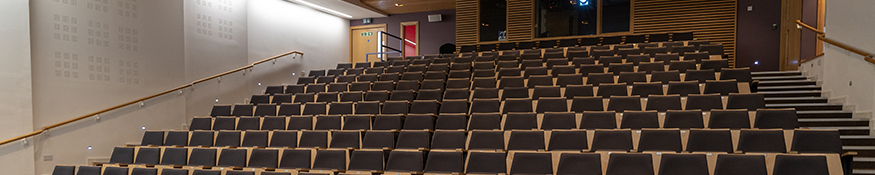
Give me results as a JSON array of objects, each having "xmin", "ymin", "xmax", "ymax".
[
  {"xmin": 288, "ymin": 0, "xmax": 353, "ymax": 18},
  {"xmin": 579, "ymin": 0, "xmax": 590, "ymax": 6}
]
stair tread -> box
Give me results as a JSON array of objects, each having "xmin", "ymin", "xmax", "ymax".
[
  {"xmin": 844, "ymin": 146, "xmax": 875, "ymax": 150},
  {"xmin": 758, "ymin": 85, "xmax": 821, "ymax": 89},
  {"xmin": 765, "ymin": 97, "xmax": 829, "ymax": 100},
  {"xmin": 807, "ymin": 126, "xmax": 870, "ymax": 130},
  {"xmin": 753, "ymin": 76, "xmax": 807, "ymax": 80},
  {"xmin": 797, "ymin": 110, "xmax": 854, "ymax": 114},
  {"xmin": 855, "ymin": 157, "xmax": 875, "ymax": 162},
  {"xmin": 759, "ymin": 80, "xmax": 817, "ymax": 83},
  {"xmin": 800, "ymin": 118, "xmax": 868, "ymax": 122},
  {"xmin": 766, "ymin": 97, "xmax": 827, "ymax": 100},
  {"xmin": 751, "ymin": 71, "xmax": 801, "ymax": 75},
  {"xmin": 761, "ymin": 91, "xmax": 822, "ymax": 94},
  {"xmin": 841, "ymin": 135, "xmax": 875, "ymax": 139},
  {"xmin": 767, "ymin": 103, "xmax": 843, "ymax": 107},
  {"xmin": 855, "ymin": 169, "xmax": 875, "ymax": 174}
]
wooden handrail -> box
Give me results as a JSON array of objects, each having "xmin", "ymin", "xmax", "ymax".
[
  {"xmin": 800, "ymin": 53, "xmax": 824, "ymax": 64},
  {"xmin": 0, "ymin": 51, "xmax": 304, "ymax": 146},
  {"xmin": 796, "ymin": 20, "xmax": 874, "ymax": 65},
  {"xmin": 796, "ymin": 20, "xmax": 825, "ymax": 35},
  {"xmin": 817, "ymin": 35, "xmax": 875, "ymax": 65}
]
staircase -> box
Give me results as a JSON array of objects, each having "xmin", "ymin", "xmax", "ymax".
[{"xmin": 753, "ymin": 71, "xmax": 875, "ymax": 175}]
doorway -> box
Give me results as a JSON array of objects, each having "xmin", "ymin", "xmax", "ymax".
[
  {"xmin": 400, "ymin": 21, "xmax": 419, "ymax": 57},
  {"xmin": 350, "ymin": 24, "xmax": 387, "ymax": 63}
]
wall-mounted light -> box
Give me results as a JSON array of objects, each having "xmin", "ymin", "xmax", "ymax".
[
  {"xmin": 395, "ymin": 3, "xmax": 404, "ymax": 7},
  {"xmin": 754, "ymin": 61, "xmax": 759, "ymax": 65},
  {"xmin": 287, "ymin": 0, "xmax": 353, "ymax": 18},
  {"xmin": 579, "ymin": 0, "xmax": 590, "ymax": 6}
]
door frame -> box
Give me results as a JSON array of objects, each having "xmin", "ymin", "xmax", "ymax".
[
  {"xmin": 400, "ymin": 21, "xmax": 420, "ymax": 57},
  {"xmin": 779, "ymin": 0, "xmax": 802, "ymax": 70},
  {"xmin": 350, "ymin": 24, "xmax": 387, "ymax": 62}
]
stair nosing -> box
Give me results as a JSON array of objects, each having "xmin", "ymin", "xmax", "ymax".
[
  {"xmin": 758, "ymin": 85, "xmax": 821, "ymax": 89},
  {"xmin": 752, "ymin": 76, "xmax": 807, "ymax": 79},
  {"xmin": 799, "ymin": 118, "xmax": 868, "ymax": 122},
  {"xmin": 750, "ymin": 71, "xmax": 801, "ymax": 75},
  {"xmin": 841, "ymin": 135, "xmax": 875, "ymax": 139},
  {"xmin": 796, "ymin": 110, "xmax": 854, "ymax": 114},
  {"xmin": 844, "ymin": 146, "xmax": 875, "ymax": 150},
  {"xmin": 765, "ymin": 97, "xmax": 829, "ymax": 100},
  {"xmin": 766, "ymin": 103, "xmax": 843, "ymax": 107},
  {"xmin": 759, "ymin": 79, "xmax": 815, "ymax": 82},
  {"xmin": 807, "ymin": 126, "xmax": 870, "ymax": 130}
]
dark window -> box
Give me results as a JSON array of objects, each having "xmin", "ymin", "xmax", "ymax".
[
  {"xmin": 602, "ymin": 0, "xmax": 631, "ymax": 33},
  {"xmin": 480, "ymin": 0, "xmax": 507, "ymax": 42},
  {"xmin": 536, "ymin": 0, "xmax": 630, "ymax": 38}
]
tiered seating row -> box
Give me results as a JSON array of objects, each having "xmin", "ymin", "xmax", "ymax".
[
  {"xmin": 298, "ymin": 60, "xmax": 746, "ymax": 87},
  {"xmin": 211, "ymin": 93, "xmax": 768, "ymax": 117},
  {"xmin": 53, "ymin": 151, "xmax": 843, "ymax": 175},
  {"xmin": 137, "ymin": 129, "xmax": 837, "ymax": 153},
  {"xmin": 459, "ymin": 32, "xmax": 705, "ymax": 52},
  {"xmin": 192, "ymin": 108, "xmax": 799, "ymax": 131}
]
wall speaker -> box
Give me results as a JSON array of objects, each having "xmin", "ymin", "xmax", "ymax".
[{"xmin": 428, "ymin": 14, "xmax": 442, "ymax": 22}]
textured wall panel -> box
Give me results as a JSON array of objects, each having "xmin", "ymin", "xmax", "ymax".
[
  {"xmin": 455, "ymin": 0, "xmax": 478, "ymax": 49},
  {"xmin": 507, "ymin": 0, "xmax": 534, "ymax": 42},
  {"xmin": 634, "ymin": 0, "xmax": 738, "ymax": 67}
]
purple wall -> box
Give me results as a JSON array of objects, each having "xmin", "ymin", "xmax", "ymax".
[
  {"xmin": 737, "ymin": 0, "xmax": 782, "ymax": 71},
  {"xmin": 800, "ymin": 0, "xmax": 818, "ymax": 60},
  {"xmin": 350, "ymin": 9, "xmax": 456, "ymax": 55}
]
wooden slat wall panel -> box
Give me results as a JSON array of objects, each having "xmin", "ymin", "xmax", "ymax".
[
  {"xmin": 507, "ymin": 0, "xmax": 534, "ymax": 42},
  {"xmin": 634, "ymin": 0, "xmax": 738, "ymax": 67},
  {"xmin": 456, "ymin": 0, "xmax": 479, "ymax": 50}
]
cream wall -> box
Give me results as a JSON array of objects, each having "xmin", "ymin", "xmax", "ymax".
[
  {"xmin": 29, "ymin": 1, "xmax": 187, "ymax": 175},
  {"xmin": 246, "ymin": 0, "xmax": 351, "ymax": 87},
  {"xmin": 0, "ymin": 0, "xmax": 35, "ymax": 175},
  {"xmin": 799, "ymin": 0, "xmax": 875, "ymax": 120},
  {"xmin": 0, "ymin": 0, "xmax": 351, "ymax": 174},
  {"xmin": 182, "ymin": 0, "xmax": 252, "ymax": 122}
]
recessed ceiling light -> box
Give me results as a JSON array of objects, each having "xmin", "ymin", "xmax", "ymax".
[
  {"xmin": 288, "ymin": 0, "xmax": 353, "ymax": 18},
  {"xmin": 395, "ymin": 3, "xmax": 404, "ymax": 7}
]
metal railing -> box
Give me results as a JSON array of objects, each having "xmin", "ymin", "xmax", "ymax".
[
  {"xmin": 365, "ymin": 31, "xmax": 403, "ymax": 62},
  {"xmin": 0, "ymin": 51, "xmax": 304, "ymax": 146}
]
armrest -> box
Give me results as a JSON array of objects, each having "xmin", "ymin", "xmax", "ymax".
[{"xmin": 842, "ymin": 151, "xmax": 858, "ymax": 156}]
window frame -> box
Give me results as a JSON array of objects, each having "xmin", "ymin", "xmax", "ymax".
[{"xmin": 532, "ymin": 0, "xmax": 635, "ymax": 40}]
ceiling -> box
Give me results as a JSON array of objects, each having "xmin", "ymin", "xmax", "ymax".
[
  {"xmin": 359, "ymin": 0, "xmax": 456, "ymax": 14},
  {"xmin": 287, "ymin": 0, "xmax": 388, "ymax": 19}
]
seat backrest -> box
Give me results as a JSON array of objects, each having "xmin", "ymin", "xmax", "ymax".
[
  {"xmin": 714, "ymin": 154, "xmax": 768, "ymax": 175},
  {"xmin": 637, "ymin": 130, "xmax": 683, "ymax": 152},
  {"xmin": 591, "ymin": 130, "xmax": 633, "ymax": 151},
  {"xmin": 509, "ymin": 152, "xmax": 553, "ymax": 175},
  {"xmin": 467, "ymin": 130, "xmax": 505, "ymax": 150},
  {"xmin": 605, "ymin": 153, "xmax": 654, "ymax": 175},
  {"xmin": 754, "ymin": 108, "xmax": 800, "ymax": 129},
  {"xmin": 791, "ymin": 130, "xmax": 843, "ymax": 154},
  {"xmin": 686, "ymin": 129, "xmax": 733, "ymax": 153},
  {"xmin": 737, "ymin": 130, "xmax": 787, "ymax": 153},
  {"xmin": 658, "ymin": 154, "xmax": 709, "ymax": 175}
]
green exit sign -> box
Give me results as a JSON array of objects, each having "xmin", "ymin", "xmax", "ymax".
[{"xmin": 361, "ymin": 32, "xmax": 374, "ymax": 36}]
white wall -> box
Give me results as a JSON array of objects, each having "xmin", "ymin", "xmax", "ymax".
[
  {"xmin": 0, "ymin": 0, "xmax": 34, "ymax": 174},
  {"xmin": 246, "ymin": 0, "xmax": 351, "ymax": 87},
  {"xmin": 0, "ymin": 0, "xmax": 352, "ymax": 174},
  {"xmin": 183, "ymin": 0, "xmax": 252, "ymax": 121},
  {"xmin": 29, "ymin": 0, "xmax": 186, "ymax": 174},
  {"xmin": 799, "ymin": 0, "xmax": 875, "ymax": 120}
]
